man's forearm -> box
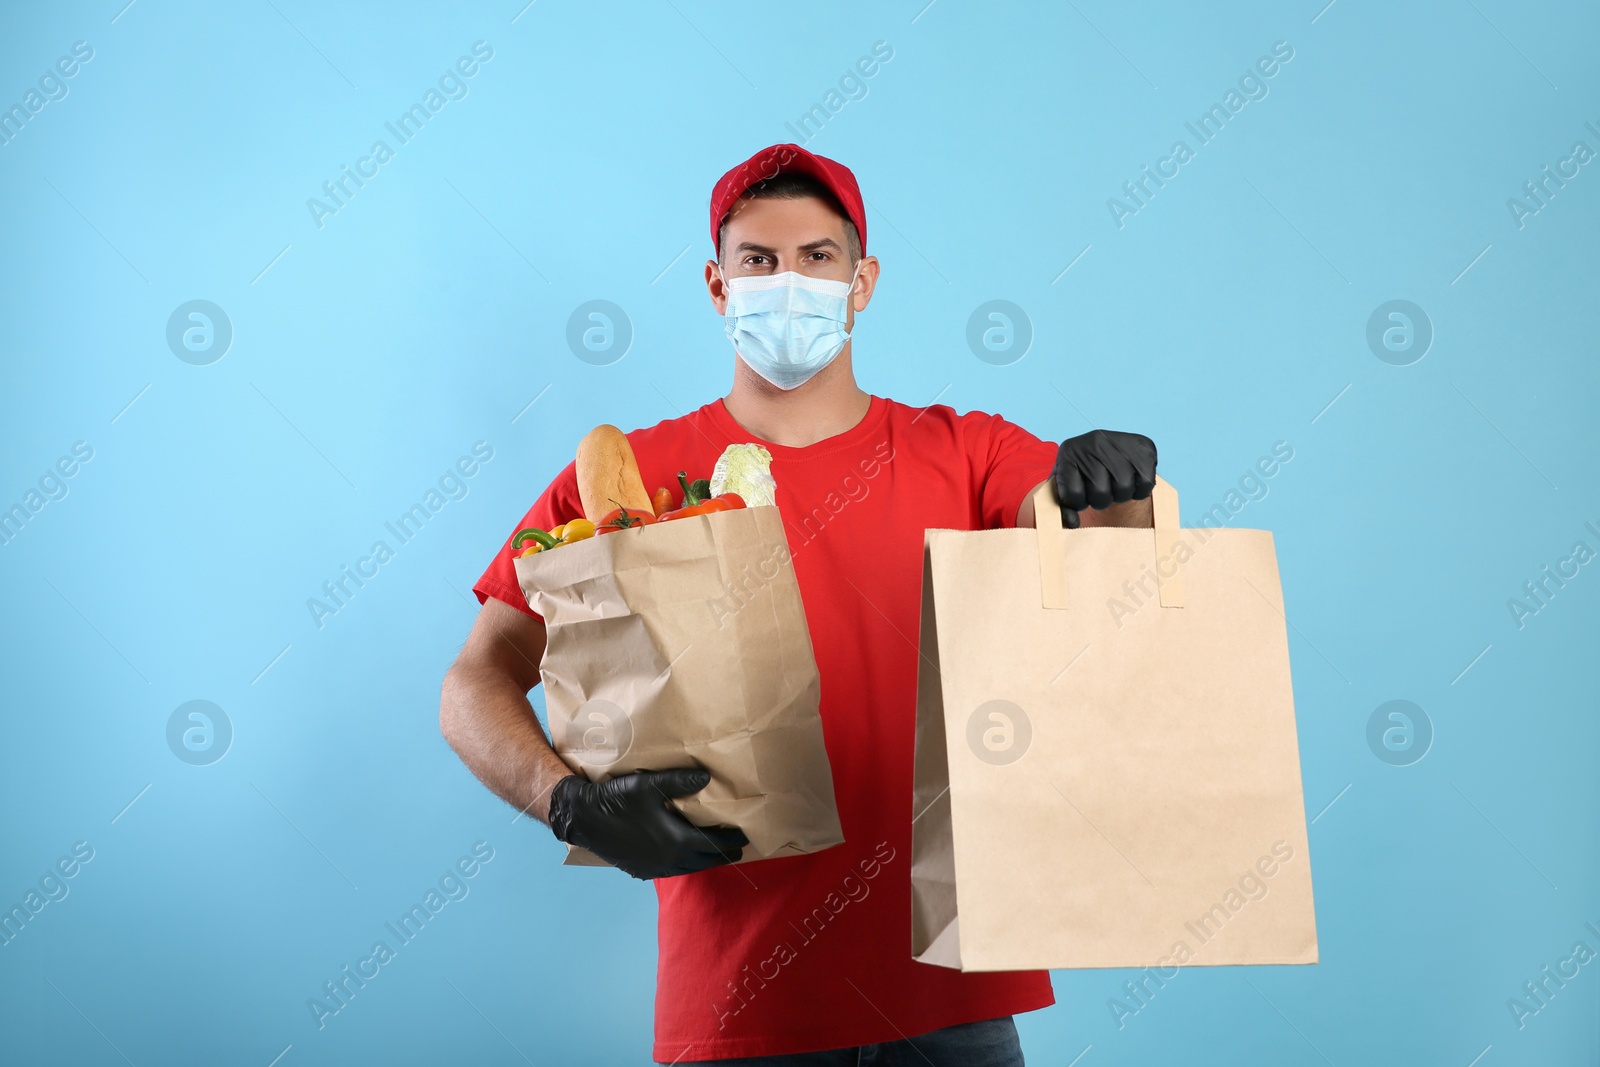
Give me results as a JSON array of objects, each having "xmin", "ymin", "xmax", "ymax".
[{"xmin": 440, "ymin": 664, "xmax": 575, "ymax": 825}]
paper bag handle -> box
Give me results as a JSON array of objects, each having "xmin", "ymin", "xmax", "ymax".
[{"xmin": 1030, "ymin": 475, "xmax": 1185, "ymax": 610}]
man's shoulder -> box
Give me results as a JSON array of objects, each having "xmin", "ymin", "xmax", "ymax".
[
  {"xmin": 881, "ymin": 396, "xmax": 1004, "ymax": 434},
  {"xmin": 880, "ymin": 397, "xmax": 1053, "ymax": 461}
]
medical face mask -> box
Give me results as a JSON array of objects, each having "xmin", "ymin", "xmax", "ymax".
[{"xmin": 721, "ymin": 263, "xmax": 861, "ymax": 390}]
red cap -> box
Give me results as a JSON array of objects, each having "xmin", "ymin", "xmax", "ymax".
[{"xmin": 709, "ymin": 143, "xmax": 867, "ymax": 257}]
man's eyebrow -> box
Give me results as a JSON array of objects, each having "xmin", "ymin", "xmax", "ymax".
[{"xmin": 731, "ymin": 237, "xmax": 844, "ymax": 255}]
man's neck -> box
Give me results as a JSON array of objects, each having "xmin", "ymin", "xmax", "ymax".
[{"xmin": 722, "ymin": 348, "xmax": 871, "ymax": 448}]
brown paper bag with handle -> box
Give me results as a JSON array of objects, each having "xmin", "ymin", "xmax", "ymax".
[
  {"xmin": 910, "ymin": 477, "xmax": 1317, "ymax": 970},
  {"xmin": 514, "ymin": 504, "xmax": 844, "ymax": 867}
]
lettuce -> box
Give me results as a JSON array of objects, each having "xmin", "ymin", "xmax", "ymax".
[{"xmin": 710, "ymin": 443, "xmax": 777, "ymax": 507}]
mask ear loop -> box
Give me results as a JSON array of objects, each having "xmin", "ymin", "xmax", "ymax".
[
  {"xmin": 718, "ymin": 264, "xmax": 743, "ymax": 344},
  {"xmin": 719, "ymin": 263, "xmax": 746, "ymax": 327},
  {"xmin": 842, "ymin": 259, "xmax": 864, "ymax": 327}
]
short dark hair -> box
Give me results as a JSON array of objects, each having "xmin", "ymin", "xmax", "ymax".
[{"xmin": 717, "ymin": 172, "xmax": 862, "ymax": 265}]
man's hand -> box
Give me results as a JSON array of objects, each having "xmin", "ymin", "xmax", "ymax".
[
  {"xmin": 1053, "ymin": 429, "xmax": 1157, "ymax": 529},
  {"xmin": 548, "ymin": 768, "xmax": 748, "ymax": 880}
]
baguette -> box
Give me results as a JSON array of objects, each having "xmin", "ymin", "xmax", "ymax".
[{"xmin": 575, "ymin": 424, "xmax": 653, "ymax": 522}]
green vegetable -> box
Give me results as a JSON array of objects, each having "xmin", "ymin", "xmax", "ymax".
[
  {"xmin": 512, "ymin": 526, "xmax": 561, "ymax": 551},
  {"xmin": 678, "ymin": 471, "xmax": 713, "ymax": 506}
]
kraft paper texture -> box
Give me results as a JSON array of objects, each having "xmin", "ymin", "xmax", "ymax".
[
  {"xmin": 514, "ymin": 504, "xmax": 845, "ymax": 868},
  {"xmin": 911, "ymin": 477, "xmax": 1318, "ymax": 971}
]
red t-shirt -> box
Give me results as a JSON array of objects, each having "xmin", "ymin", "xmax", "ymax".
[{"xmin": 474, "ymin": 395, "xmax": 1058, "ymax": 1061}]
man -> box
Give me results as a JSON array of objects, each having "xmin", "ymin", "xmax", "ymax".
[{"xmin": 440, "ymin": 143, "xmax": 1157, "ymax": 1065}]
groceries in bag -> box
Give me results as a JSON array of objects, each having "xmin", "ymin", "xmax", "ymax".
[{"xmin": 513, "ymin": 428, "xmax": 844, "ymax": 868}]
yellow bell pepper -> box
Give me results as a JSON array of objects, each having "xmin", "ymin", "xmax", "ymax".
[
  {"xmin": 560, "ymin": 518, "xmax": 596, "ymax": 544},
  {"xmin": 510, "ymin": 520, "xmax": 594, "ymax": 560}
]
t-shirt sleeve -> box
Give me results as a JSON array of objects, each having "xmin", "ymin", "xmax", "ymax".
[
  {"xmin": 970, "ymin": 412, "xmax": 1059, "ymax": 530},
  {"xmin": 472, "ymin": 459, "xmax": 583, "ymax": 620}
]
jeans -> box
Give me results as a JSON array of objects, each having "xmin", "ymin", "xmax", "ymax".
[{"xmin": 667, "ymin": 1014, "xmax": 1025, "ymax": 1066}]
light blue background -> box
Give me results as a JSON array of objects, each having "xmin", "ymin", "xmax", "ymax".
[{"xmin": 2, "ymin": 1, "xmax": 1597, "ymax": 1063}]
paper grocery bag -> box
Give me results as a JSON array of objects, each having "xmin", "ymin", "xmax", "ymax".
[
  {"xmin": 910, "ymin": 477, "xmax": 1317, "ymax": 970},
  {"xmin": 513, "ymin": 504, "xmax": 844, "ymax": 868}
]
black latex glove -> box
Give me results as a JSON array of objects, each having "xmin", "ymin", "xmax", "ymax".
[
  {"xmin": 547, "ymin": 768, "xmax": 747, "ymax": 880},
  {"xmin": 1053, "ymin": 429, "xmax": 1158, "ymax": 529}
]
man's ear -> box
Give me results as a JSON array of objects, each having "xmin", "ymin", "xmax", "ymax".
[
  {"xmin": 705, "ymin": 259, "xmax": 728, "ymax": 314},
  {"xmin": 852, "ymin": 256, "xmax": 880, "ymax": 313}
]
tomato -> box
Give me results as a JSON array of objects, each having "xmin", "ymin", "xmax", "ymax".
[{"xmin": 596, "ymin": 506, "xmax": 656, "ymax": 534}]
